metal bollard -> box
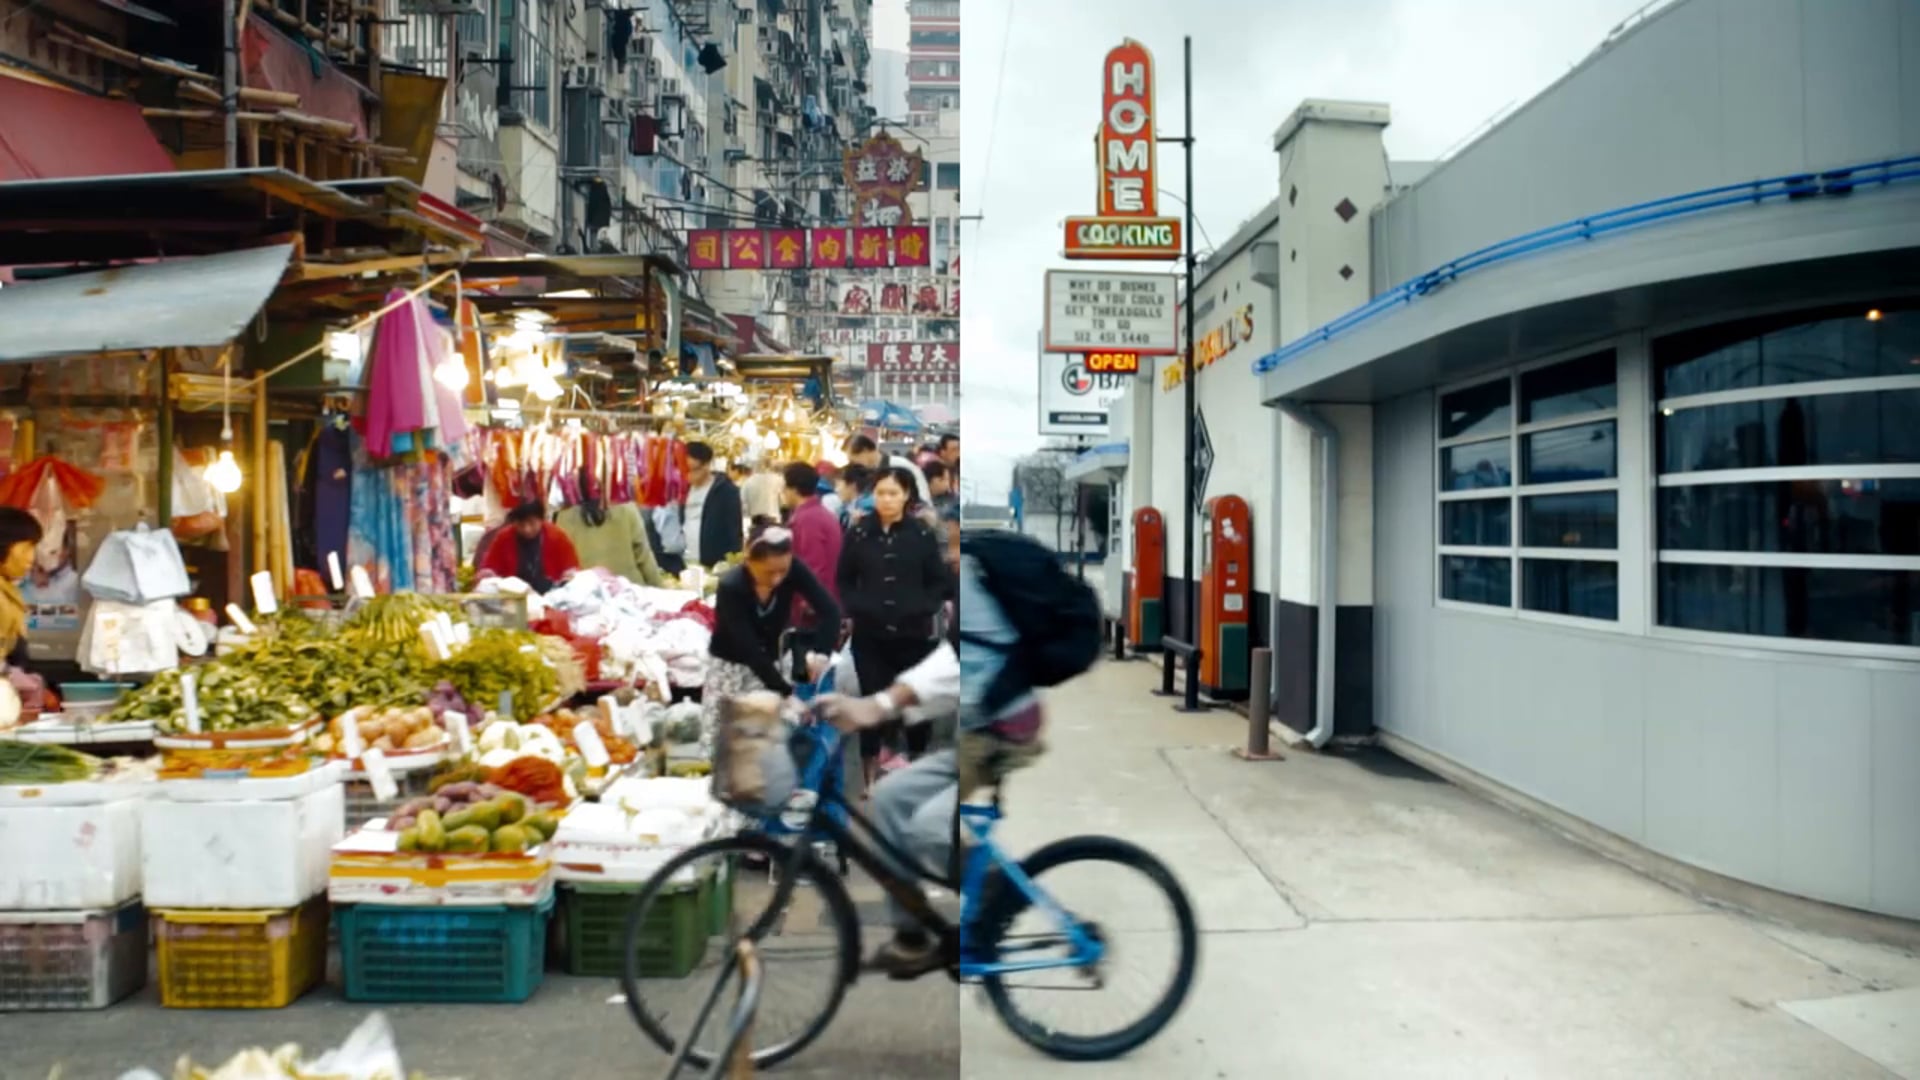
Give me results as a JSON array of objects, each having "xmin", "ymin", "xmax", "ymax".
[
  {"xmin": 1156, "ymin": 648, "xmax": 1178, "ymax": 696},
  {"xmin": 1181, "ymin": 648, "xmax": 1202, "ymax": 712},
  {"xmin": 1235, "ymin": 647, "xmax": 1283, "ymax": 761}
]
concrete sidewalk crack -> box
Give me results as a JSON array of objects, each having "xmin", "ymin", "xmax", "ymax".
[{"xmin": 1159, "ymin": 746, "xmax": 1315, "ymax": 927}]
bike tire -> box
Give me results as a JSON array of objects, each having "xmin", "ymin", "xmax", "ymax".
[
  {"xmin": 621, "ymin": 832, "xmax": 861, "ymax": 1071},
  {"xmin": 979, "ymin": 835, "xmax": 1200, "ymax": 1062}
]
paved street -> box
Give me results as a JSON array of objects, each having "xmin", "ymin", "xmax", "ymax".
[{"xmin": 961, "ymin": 659, "xmax": 1920, "ymax": 1079}]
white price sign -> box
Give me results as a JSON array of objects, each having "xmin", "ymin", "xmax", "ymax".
[{"xmin": 1042, "ymin": 270, "xmax": 1178, "ymax": 355}]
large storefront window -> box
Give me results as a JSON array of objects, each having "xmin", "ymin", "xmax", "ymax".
[
  {"xmin": 1436, "ymin": 349, "xmax": 1620, "ymax": 621},
  {"xmin": 1654, "ymin": 302, "xmax": 1920, "ymax": 649}
]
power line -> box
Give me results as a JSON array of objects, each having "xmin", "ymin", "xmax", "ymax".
[{"xmin": 971, "ymin": 0, "xmax": 1016, "ymax": 233}]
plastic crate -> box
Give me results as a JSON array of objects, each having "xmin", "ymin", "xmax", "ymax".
[
  {"xmin": 335, "ymin": 894, "xmax": 553, "ymax": 1003},
  {"xmin": 0, "ymin": 899, "xmax": 147, "ymax": 1011},
  {"xmin": 342, "ymin": 765, "xmax": 437, "ymax": 830},
  {"xmin": 154, "ymin": 896, "xmax": 328, "ymax": 1009},
  {"xmin": 563, "ymin": 875, "xmax": 711, "ymax": 979}
]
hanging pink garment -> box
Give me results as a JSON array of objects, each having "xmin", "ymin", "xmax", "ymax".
[{"xmin": 361, "ymin": 289, "xmax": 432, "ymax": 458}]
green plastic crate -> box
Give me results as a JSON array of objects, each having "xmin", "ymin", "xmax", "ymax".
[
  {"xmin": 334, "ymin": 895, "xmax": 552, "ymax": 1003},
  {"xmin": 565, "ymin": 879, "xmax": 706, "ymax": 979}
]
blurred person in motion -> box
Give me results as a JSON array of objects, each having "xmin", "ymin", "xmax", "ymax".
[
  {"xmin": 834, "ymin": 463, "xmax": 875, "ymax": 529},
  {"xmin": 476, "ymin": 501, "xmax": 580, "ymax": 594},
  {"xmin": 782, "ymin": 461, "xmax": 842, "ymax": 615},
  {"xmin": 838, "ymin": 466, "xmax": 948, "ymax": 782},
  {"xmin": 923, "ymin": 460, "xmax": 958, "ymax": 520},
  {"xmin": 843, "ymin": 433, "xmax": 930, "ymax": 504},
  {"xmin": 682, "ymin": 442, "xmax": 743, "ymax": 571},
  {"xmin": 701, "ymin": 525, "xmax": 841, "ymax": 755},
  {"xmin": 937, "ymin": 433, "xmax": 959, "ymax": 482},
  {"xmin": 738, "ymin": 460, "xmax": 785, "ymax": 529}
]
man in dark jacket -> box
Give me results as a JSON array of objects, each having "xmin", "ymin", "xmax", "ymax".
[{"xmin": 683, "ymin": 441, "xmax": 744, "ymax": 569}]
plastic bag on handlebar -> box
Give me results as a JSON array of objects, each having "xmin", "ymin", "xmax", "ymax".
[{"xmin": 710, "ymin": 691, "xmax": 798, "ymax": 815}]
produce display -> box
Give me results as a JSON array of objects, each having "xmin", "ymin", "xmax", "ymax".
[
  {"xmin": 488, "ymin": 756, "xmax": 571, "ymax": 807},
  {"xmin": 435, "ymin": 630, "xmax": 559, "ymax": 721},
  {"xmin": 0, "ymin": 741, "xmax": 100, "ymax": 784},
  {"xmin": 389, "ymin": 784, "xmax": 558, "ymax": 854},
  {"xmin": 313, "ymin": 706, "xmax": 447, "ymax": 758},
  {"xmin": 116, "ymin": 665, "xmax": 318, "ymax": 734},
  {"xmin": 343, "ymin": 593, "xmax": 460, "ymax": 646},
  {"xmin": 537, "ymin": 705, "xmax": 638, "ymax": 764}
]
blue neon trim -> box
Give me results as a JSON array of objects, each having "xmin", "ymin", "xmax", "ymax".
[{"xmin": 1251, "ymin": 155, "xmax": 1920, "ymax": 377}]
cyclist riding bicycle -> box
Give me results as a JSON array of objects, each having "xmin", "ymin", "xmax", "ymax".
[{"xmin": 815, "ymin": 547, "xmax": 1044, "ymax": 979}]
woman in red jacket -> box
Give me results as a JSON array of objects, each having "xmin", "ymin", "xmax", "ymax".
[{"xmin": 477, "ymin": 501, "xmax": 580, "ymax": 593}]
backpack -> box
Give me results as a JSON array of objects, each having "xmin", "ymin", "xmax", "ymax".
[{"xmin": 960, "ymin": 530, "xmax": 1103, "ymax": 708}]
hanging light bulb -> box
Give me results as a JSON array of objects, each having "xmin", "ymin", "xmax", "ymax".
[
  {"xmin": 436, "ymin": 359, "xmax": 471, "ymax": 392},
  {"xmin": 740, "ymin": 418, "xmax": 759, "ymax": 441},
  {"xmin": 762, "ymin": 430, "xmax": 780, "ymax": 450},
  {"xmin": 206, "ymin": 448, "xmax": 243, "ymax": 494}
]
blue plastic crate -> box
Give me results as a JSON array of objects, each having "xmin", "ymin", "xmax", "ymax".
[{"xmin": 334, "ymin": 894, "xmax": 553, "ymax": 1004}]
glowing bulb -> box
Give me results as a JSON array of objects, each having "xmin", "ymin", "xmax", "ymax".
[
  {"xmin": 1866, "ymin": 309, "xmax": 1884, "ymax": 322},
  {"xmin": 763, "ymin": 431, "xmax": 780, "ymax": 450},
  {"xmin": 206, "ymin": 449, "xmax": 243, "ymax": 494},
  {"xmin": 824, "ymin": 445, "xmax": 849, "ymax": 467},
  {"xmin": 436, "ymin": 362, "xmax": 470, "ymax": 392},
  {"xmin": 740, "ymin": 419, "xmax": 759, "ymax": 440},
  {"xmin": 325, "ymin": 330, "xmax": 363, "ymax": 365}
]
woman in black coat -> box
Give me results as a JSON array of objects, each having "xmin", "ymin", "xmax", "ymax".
[{"xmin": 836, "ymin": 466, "xmax": 950, "ymax": 776}]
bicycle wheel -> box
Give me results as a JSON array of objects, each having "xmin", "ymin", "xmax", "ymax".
[
  {"xmin": 622, "ymin": 832, "xmax": 861, "ymax": 1071},
  {"xmin": 978, "ymin": 835, "xmax": 1199, "ymax": 1062}
]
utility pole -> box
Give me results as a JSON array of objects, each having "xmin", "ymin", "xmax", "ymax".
[{"xmin": 1178, "ymin": 36, "xmax": 1197, "ymax": 661}]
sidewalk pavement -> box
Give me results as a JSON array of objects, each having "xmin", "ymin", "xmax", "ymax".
[{"xmin": 960, "ymin": 659, "xmax": 1920, "ymax": 1079}]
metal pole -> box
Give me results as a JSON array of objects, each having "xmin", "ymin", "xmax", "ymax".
[
  {"xmin": 221, "ymin": 0, "xmax": 238, "ymax": 168},
  {"xmin": 1180, "ymin": 34, "xmax": 1198, "ymax": 662}
]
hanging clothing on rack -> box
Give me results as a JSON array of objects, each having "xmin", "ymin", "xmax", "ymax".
[{"xmin": 345, "ymin": 430, "xmax": 458, "ymax": 594}]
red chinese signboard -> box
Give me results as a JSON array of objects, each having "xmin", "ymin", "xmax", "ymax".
[
  {"xmin": 681, "ymin": 227, "xmax": 933, "ymax": 270},
  {"xmin": 866, "ymin": 341, "xmax": 960, "ymax": 384},
  {"xmin": 766, "ymin": 229, "xmax": 807, "ymax": 269},
  {"xmin": 843, "ymin": 133, "xmax": 925, "ymax": 227},
  {"xmin": 1063, "ymin": 39, "xmax": 1183, "ymax": 260},
  {"xmin": 687, "ymin": 229, "xmax": 724, "ymax": 270}
]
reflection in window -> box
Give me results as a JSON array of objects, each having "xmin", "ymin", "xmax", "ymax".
[
  {"xmin": 1443, "ymin": 499, "xmax": 1510, "ymax": 546},
  {"xmin": 1659, "ymin": 564, "xmax": 1920, "ymax": 647},
  {"xmin": 1659, "ymin": 389, "xmax": 1920, "ymax": 473},
  {"xmin": 1523, "ymin": 492, "xmax": 1618, "ymax": 549},
  {"xmin": 1441, "ymin": 439, "xmax": 1511, "ymax": 490},
  {"xmin": 1522, "ymin": 350, "xmax": 1616, "ymax": 422},
  {"xmin": 1660, "ymin": 479, "xmax": 1920, "ymax": 556},
  {"xmin": 1442, "ymin": 555, "xmax": 1510, "ymax": 606},
  {"xmin": 1657, "ymin": 303, "xmax": 1920, "ymax": 398},
  {"xmin": 1523, "ymin": 421, "xmax": 1617, "ymax": 484},
  {"xmin": 1524, "ymin": 560, "xmax": 1618, "ymax": 620},
  {"xmin": 1440, "ymin": 378, "xmax": 1510, "ymax": 440}
]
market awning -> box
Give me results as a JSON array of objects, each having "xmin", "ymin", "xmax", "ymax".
[
  {"xmin": 0, "ymin": 72, "xmax": 177, "ymax": 182},
  {"xmin": 0, "ymin": 244, "xmax": 296, "ymax": 362}
]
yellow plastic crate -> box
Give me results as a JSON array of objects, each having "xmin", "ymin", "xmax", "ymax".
[{"xmin": 153, "ymin": 896, "xmax": 328, "ymax": 1009}]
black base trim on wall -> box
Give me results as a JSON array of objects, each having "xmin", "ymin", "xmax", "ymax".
[{"xmin": 1272, "ymin": 598, "xmax": 1374, "ymax": 738}]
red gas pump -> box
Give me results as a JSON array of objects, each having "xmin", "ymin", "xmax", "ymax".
[
  {"xmin": 1198, "ymin": 494, "xmax": 1251, "ymax": 699},
  {"xmin": 1128, "ymin": 507, "xmax": 1165, "ymax": 649}
]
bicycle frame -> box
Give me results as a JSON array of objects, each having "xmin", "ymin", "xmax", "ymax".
[{"xmin": 955, "ymin": 801, "xmax": 1107, "ymax": 979}]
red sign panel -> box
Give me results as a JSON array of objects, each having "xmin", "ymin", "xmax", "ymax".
[
  {"xmin": 866, "ymin": 341, "xmax": 960, "ymax": 373},
  {"xmin": 726, "ymin": 230, "xmax": 766, "ymax": 269},
  {"xmin": 892, "ymin": 225, "xmax": 930, "ymax": 267},
  {"xmin": 766, "ymin": 229, "xmax": 807, "ymax": 269},
  {"xmin": 687, "ymin": 229, "xmax": 723, "ymax": 270},
  {"xmin": 851, "ymin": 227, "xmax": 891, "ymax": 268},
  {"xmin": 1099, "ymin": 40, "xmax": 1158, "ymax": 217},
  {"xmin": 809, "ymin": 228, "xmax": 848, "ymax": 267}
]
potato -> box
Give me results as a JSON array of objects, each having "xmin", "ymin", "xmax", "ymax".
[
  {"xmin": 404, "ymin": 727, "xmax": 443, "ymax": 750},
  {"xmin": 373, "ymin": 735, "xmax": 396, "ymax": 751}
]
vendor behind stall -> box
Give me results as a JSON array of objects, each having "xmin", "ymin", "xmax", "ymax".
[
  {"xmin": 477, "ymin": 501, "xmax": 581, "ymax": 593},
  {"xmin": 0, "ymin": 507, "xmax": 50, "ymax": 709},
  {"xmin": 555, "ymin": 474, "xmax": 670, "ymax": 587},
  {"xmin": 700, "ymin": 524, "xmax": 841, "ymax": 753}
]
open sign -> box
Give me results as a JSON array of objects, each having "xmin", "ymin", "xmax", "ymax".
[{"xmin": 1084, "ymin": 351, "xmax": 1142, "ymax": 374}]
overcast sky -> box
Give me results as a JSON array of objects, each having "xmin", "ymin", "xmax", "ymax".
[{"xmin": 956, "ymin": 0, "xmax": 1662, "ymax": 502}]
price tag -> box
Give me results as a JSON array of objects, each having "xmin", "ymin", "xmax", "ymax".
[
  {"xmin": 573, "ymin": 720, "xmax": 612, "ymax": 768},
  {"xmin": 498, "ymin": 691, "xmax": 513, "ymax": 719},
  {"xmin": 419, "ymin": 621, "xmax": 451, "ymax": 661},
  {"xmin": 180, "ymin": 673, "xmax": 201, "ymax": 733},
  {"xmin": 250, "ymin": 571, "xmax": 279, "ymax": 615},
  {"xmin": 361, "ymin": 747, "xmax": 399, "ymax": 802},
  {"xmin": 349, "ymin": 566, "xmax": 376, "ymax": 600},
  {"xmin": 340, "ymin": 714, "xmax": 365, "ymax": 760},
  {"xmin": 451, "ymin": 622, "xmax": 472, "ymax": 646},
  {"xmin": 447, "ymin": 712, "xmax": 472, "ymax": 756},
  {"xmin": 224, "ymin": 604, "xmax": 257, "ymax": 635},
  {"xmin": 327, "ymin": 552, "xmax": 345, "ymax": 591}
]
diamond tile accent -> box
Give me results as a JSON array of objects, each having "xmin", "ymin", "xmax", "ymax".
[
  {"xmin": 1339, "ymin": 265, "xmax": 1354, "ymax": 280},
  {"xmin": 1335, "ymin": 197, "xmax": 1357, "ymax": 222}
]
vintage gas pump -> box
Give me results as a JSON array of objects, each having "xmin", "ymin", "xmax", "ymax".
[
  {"xmin": 1198, "ymin": 494, "xmax": 1251, "ymax": 699},
  {"xmin": 1128, "ymin": 507, "xmax": 1166, "ymax": 649}
]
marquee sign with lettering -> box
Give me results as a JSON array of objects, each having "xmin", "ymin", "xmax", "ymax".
[
  {"xmin": 867, "ymin": 341, "xmax": 959, "ymax": 385},
  {"xmin": 1062, "ymin": 40, "xmax": 1184, "ymax": 261},
  {"xmin": 1043, "ymin": 269, "xmax": 1178, "ymax": 355}
]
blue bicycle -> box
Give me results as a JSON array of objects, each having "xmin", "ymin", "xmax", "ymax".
[{"xmin": 621, "ymin": 711, "xmax": 1200, "ymax": 1070}]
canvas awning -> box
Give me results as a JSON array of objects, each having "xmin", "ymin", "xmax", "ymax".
[
  {"xmin": 0, "ymin": 244, "xmax": 296, "ymax": 362},
  {"xmin": 0, "ymin": 72, "xmax": 176, "ymax": 182}
]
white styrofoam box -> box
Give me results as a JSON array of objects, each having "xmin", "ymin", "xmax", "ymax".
[
  {"xmin": 154, "ymin": 760, "xmax": 345, "ymax": 803},
  {"xmin": 140, "ymin": 783, "xmax": 345, "ymax": 909},
  {"xmin": 0, "ymin": 797, "xmax": 142, "ymax": 910}
]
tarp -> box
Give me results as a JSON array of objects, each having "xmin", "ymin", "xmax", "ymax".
[
  {"xmin": 0, "ymin": 73, "xmax": 177, "ymax": 182},
  {"xmin": 244, "ymin": 14, "xmax": 369, "ymax": 141},
  {"xmin": 0, "ymin": 244, "xmax": 296, "ymax": 362}
]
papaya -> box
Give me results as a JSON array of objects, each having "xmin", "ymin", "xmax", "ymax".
[
  {"xmin": 441, "ymin": 808, "xmax": 477, "ymax": 833},
  {"xmin": 397, "ymin": 827, "xmax": 421, "ymax": 852},
  {"xmin": 492, "ymin": 793, "xmax": 527, "ymax": 825},
  {"xmin": 416, "ymin": 809, "xmax": 446, "ymax": 853},
  {"xmin": 521, "ymin": 812, "xmax": 559, "ymax": 841},
  {"xmin": 490, "ymin": 824, "xmax": 531, "ymax": 853},
  {"xmin": 465, "ymin": 801, "xmax": 503, "ymax": 831},
  {"xmin": 444, "ymin": 825, "xmax": 491, "ymax": 854}
]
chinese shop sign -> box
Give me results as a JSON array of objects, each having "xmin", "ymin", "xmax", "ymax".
[
  {"xmin": 867, "ymin": 341, "xmax": 959, "ymax": 385},
  {"xmin": 843, "ymin": 133, "xmax": 926, "ymax": 227},
  {"xmin": 686, "ymin": 226, "xmax": 931, "ymax": 270}
]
